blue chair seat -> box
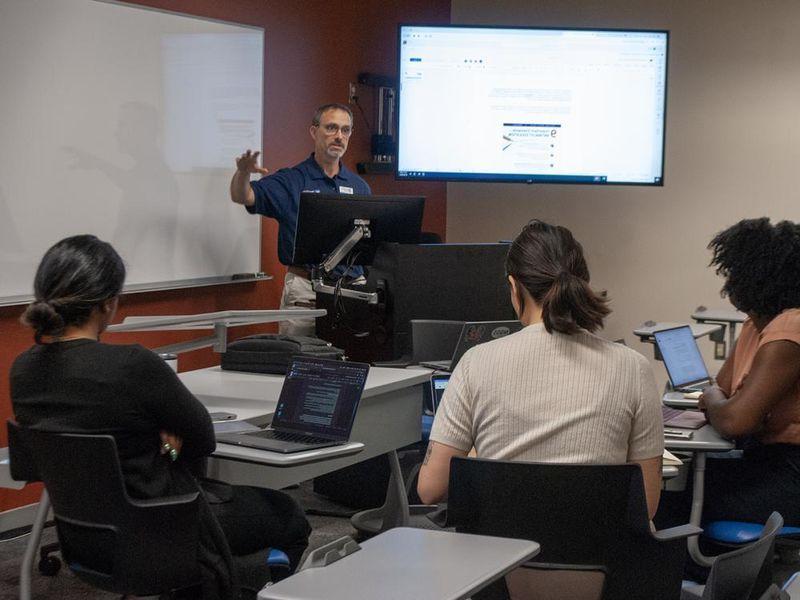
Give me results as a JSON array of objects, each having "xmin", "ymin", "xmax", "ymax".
[
  {"xmin": 267, "ymin": 548, "xmax": 291, "ymax": 569},
  {"xmin": 704, "ymin": 521, "xmax": 800, "ymax": 544},
  {"xmin": 421, "ymin": 415, "xmax": 434, "ymax": 443}
]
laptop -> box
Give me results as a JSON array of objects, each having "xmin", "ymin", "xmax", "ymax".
[
  {"xmin": 653, "ymin": 325, "xmax": 714, "ymax": 393},
  {"xmin": 411, "ymin": 319, "xmax": 464, "ymax": 364},
  {"xmin": 420, "ymin": 320, "xmax": 523, "ymax": 371},
  {"xmin": 215, "ymin": 357, "xmax": 369, "ymax": 453}
]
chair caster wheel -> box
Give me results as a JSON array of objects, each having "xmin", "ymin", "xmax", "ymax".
[{"xmin": 38, "ymin": 555, "xmax": 61, "ymax": 576}]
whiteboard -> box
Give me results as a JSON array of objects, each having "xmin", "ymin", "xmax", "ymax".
[{"xmin": 0, "ymin": 0, "xmax": 263, "ymax": 305}]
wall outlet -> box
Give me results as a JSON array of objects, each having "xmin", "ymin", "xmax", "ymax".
[{"xmin": 348, "ymin": 82, "xmax": 357, "ymax": 103}]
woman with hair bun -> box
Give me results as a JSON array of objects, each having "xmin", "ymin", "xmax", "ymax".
[
  {"xmin": 418, "ymin": 220, "xmax": 664, "ymax": 520},
  {"xmin": 695, "ymin": 217, "xmax": 800, "ymax": 525},
  {"xmin": 10, "ymin": 235, "xmax": 310, "ymax": 599}
]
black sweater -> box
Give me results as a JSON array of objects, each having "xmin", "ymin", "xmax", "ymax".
[
  {"xmin": 10, "ymin": 339, "xmax": 237, "ymax": 599},
  {"xmin": 11, "ymin": 338, "xmax": 215, "ymax": 499}
]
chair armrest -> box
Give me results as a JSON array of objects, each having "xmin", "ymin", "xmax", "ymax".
[
  {"xmin": 298, "ymin": 535, "xmax": 361, "ymax": 571},
  {"xmin": 652, "ymin": 524, "xmax": 702, "ymax": 541},
  {"xmin": 130, "ymin": 491, "xmax": 199, "ymax": 508}
]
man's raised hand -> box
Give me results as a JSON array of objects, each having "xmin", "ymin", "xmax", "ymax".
[{"xmin": 236, "ymin": 150, "xmax": 269, "ymax": 176}]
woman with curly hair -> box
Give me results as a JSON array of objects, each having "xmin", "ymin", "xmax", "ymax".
[{"xmin": 698, "ymin": 217, "xmax": 800, "ymax": 524}]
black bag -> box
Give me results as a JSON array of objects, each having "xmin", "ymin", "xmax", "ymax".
[{"xmin": 220, "ymin": 334, "xmax": 345, "ymax": 374}]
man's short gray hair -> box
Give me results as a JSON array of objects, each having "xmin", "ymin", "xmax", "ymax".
[{"xmin": 311, "ymin": 103, "xmax": 353, "ymax": 126}]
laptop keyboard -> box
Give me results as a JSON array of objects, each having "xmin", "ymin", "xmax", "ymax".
[
  {"xmin": 253, "ymin": 429, "xmax": 332, "ymax": 445},
  {"xmin": 662, "ymin": 405, "xmax": 685, "ymax": 422}
]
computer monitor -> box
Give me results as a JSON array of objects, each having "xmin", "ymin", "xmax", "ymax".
[{"xmin": 292, "ymin": 193, "xmax": 425, "ymax": 269}]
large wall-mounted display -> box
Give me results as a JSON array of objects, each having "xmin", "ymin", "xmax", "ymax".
[{"xmin": 397, "ymin": 25, "xmax": 668, "ymax": 186}]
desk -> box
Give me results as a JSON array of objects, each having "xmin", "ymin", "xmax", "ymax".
[
  {"xmin": 179, "ymin": 366, "xmax": 430, "ymax": 489},
  {"xmin": 691, "ymin": 308, "xmax": 746, "ymax": 358},
  {"xmin": 0, "ymin": 447, "xmax": 25, "ymax": 490},
  {"xmin": 634, "ymin": 322, "xmax": 723, "ymax": 344},
  {"xmin": 258, "ymin": 527, "xmax": 541, "ymax": 600},
  {"xmin": 108, "ymin": 309, "xmax": 325, "ymax": 354},
  {"xmin": 664, "ymin": 424, "xmax": 735, "ymax": 566},
  {"xmin": 663, "ymin": 391, "xmax": 700, "ymax": 408}
]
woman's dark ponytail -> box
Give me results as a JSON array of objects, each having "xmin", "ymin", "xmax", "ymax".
[
  {"xmin": 22, "ymin": 300, "xmax": 66, "ymax": 344},
  {"xmin": 506, "ymin": 221, "xmax": 610, "ymax": 334},
  {"xmin": 20, "ymin": 235, "xmax": 126, "ymax": 343}
]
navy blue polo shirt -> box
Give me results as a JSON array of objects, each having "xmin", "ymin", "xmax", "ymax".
[{"xmin": 247, "ymin": 153, "xmax": 371, "ymax": 277}]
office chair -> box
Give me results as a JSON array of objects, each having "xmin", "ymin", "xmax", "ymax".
[
  {"xmin": 681, "ymin": 512, "xmax": 783, "ymax": 600},
  {"xmin": 443, "ymin": 458, "xmax": 702, "ymax": 600},
  {"xmin": 8, "ymin": 421, "xmax": 288, "ymax": 599}
]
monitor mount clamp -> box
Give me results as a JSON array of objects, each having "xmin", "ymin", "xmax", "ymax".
[{"xmin": 311, "ymin": 219, "xmax": 380, "ymax": 305}]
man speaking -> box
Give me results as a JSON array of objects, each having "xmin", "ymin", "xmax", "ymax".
[{"xmin": 230, "ymin": 103, "xmax": 370, "ymax": 335}]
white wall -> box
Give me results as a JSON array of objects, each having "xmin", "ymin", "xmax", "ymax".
[{"xmin": 448, "ymin": 0, "xmax": 800, "ymax": 382}]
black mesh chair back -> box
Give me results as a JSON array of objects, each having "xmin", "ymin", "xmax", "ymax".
[
  {"xmin": 446, "ymin": 458, "xmax": 689, "ymax": 600},
  {"xmin": 701, "ymin": 512, "xmax": 783, "ymax": 600},
  {"xmin": 12, "ymin": 422, "xmax": 202, "ymax": 596}
]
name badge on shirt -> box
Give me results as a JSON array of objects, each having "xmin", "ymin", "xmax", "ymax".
[{"xmin": 339, "ymin": 186, "xmax": 354, "ymax": 194}]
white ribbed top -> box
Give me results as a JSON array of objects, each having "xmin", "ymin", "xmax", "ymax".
[{"xmin": 430, "ymin": 323, "xmax": 664, "ymax": 463}]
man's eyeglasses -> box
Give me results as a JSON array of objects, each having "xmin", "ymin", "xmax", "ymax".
[{"xmin": 318, "ymin": 123, "xmax": 353, "ymax": 136}]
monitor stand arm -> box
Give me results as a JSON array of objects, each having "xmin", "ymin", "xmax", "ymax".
[{"xmin": 311, "ymin": 219, "xmax": 380, "ymax": 305}]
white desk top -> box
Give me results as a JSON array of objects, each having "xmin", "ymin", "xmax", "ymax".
[
  {"xmin": 259, "ymin": 528, "xmax": 540, "ymax": 600},
  {"xmin": 664, "ymin": 424, "xmax": 734, "ymax": 452},
  {"xmin": 691, "ymin": 308, "xmax": 747, "ymax": 323},
  {"xmin": 212, "ymin": 441, "xmax": 365, "ymax": 467},
  {"xmin": 179, "ymin": 365, "xmax": 431, "ymax": 420},
  {"xmin": 180, "ymin": 366, "xmax": 429, "ymax": 468},
  {"xmin": 634, "ymin": 322, "xmax": 723, "ymax": 340},
  {"xmin": 108, "ymin": 309, "xmax": 326, "ymax": 332}
]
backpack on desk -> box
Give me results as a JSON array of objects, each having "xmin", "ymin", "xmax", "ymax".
[{"xmin": 220, "ymin": 334, "xmax": 345, "ymax": 374}]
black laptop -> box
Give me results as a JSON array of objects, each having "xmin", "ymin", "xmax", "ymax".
[
  {"xmin": 420, "ymin": 320, "xmax": 523, "ymax": 371},
  {"xmin": 215, "ymin": 357, "xmax": 369, "ymax": 453}
]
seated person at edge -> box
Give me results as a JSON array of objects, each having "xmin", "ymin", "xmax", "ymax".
[
  {"xmin": 418, "ymin": 220, "xmax": 664, "ymax": 512},
  {"xmin": 695, "ymin": 218, "xmax": 800, "ymax": 525},
  {"xmin": 10, "ymin": 235, "xmax": 311, "ymax": 599}
]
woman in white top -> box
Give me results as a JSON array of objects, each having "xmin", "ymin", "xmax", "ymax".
[{"xmin": 418, "ymin": 220, "xmax": 664, "ymax": 519}]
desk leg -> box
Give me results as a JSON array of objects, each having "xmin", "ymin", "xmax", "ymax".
[
  {"xmin": 728, "ymin": 323, "xmax": 738, "ymax": 358},
  {"xmin": 350, "ymin": 451, "xmax": 410, "ymax": 535},
  {"xmin": 687, "ymin": 453, "xmax": 716, "ymax": 567},
  {"xmin": 20, "ymin": 490, "xmax": 50, "ymax": 600}
]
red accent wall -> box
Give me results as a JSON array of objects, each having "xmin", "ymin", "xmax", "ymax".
[{"xmin": 0, "ymin": 0, "xmax": 449, "ymax": 513}]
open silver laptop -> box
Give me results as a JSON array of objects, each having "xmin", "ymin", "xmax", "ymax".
[
  {"xmin": 653, "ymin": 325, "xmax": 713, "ymax": 392},
  {"xmin": 420, "ymin": 320, "xmax": 523, "ymax": 372},
  {"xmin": 215, "ymin": 357, "xmax": 369, "ymax": 453}
]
